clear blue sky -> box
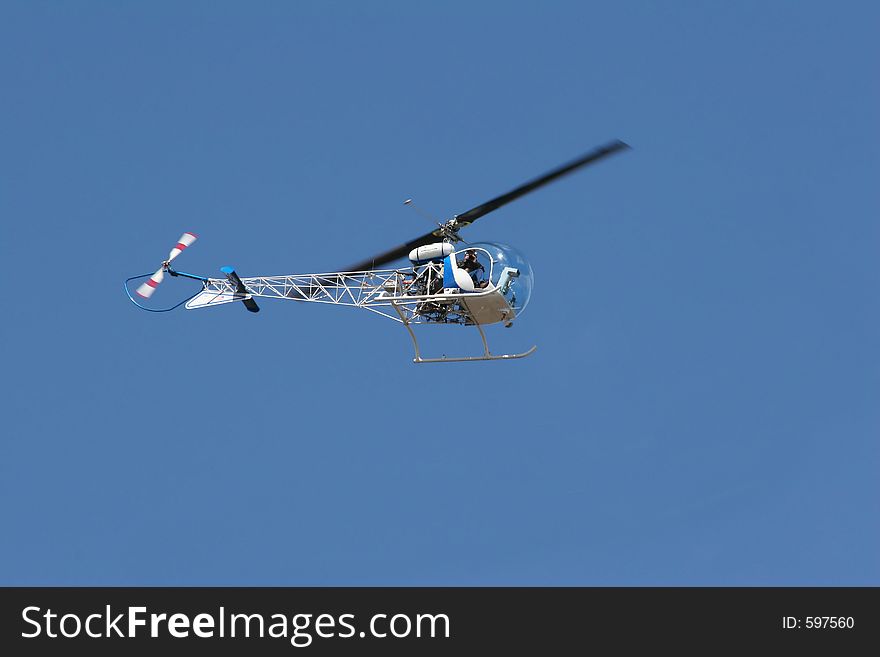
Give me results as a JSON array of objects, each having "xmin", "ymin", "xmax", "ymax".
[{"xmin": 2, "ymin": 1, "xmax": 877, "ymax": 585}]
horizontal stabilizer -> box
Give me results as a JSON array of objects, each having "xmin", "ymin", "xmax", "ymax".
[{"xmin": 220, "ymin": 266, "xmax": 260, "ymax": 313}]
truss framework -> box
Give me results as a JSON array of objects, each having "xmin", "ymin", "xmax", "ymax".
[{"xmin": 188, "ymin": 263, "xmax": 483, "ymax": 324}]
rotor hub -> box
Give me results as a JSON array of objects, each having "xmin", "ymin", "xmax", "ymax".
[{"xmin": 438, "ymin": 218, "xmax": 464, "ymax": 242}]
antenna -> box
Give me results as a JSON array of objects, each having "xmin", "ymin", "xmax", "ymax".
[{"xmin": 403, "ymin": 198, "xmax": 442, "ymax": 225}]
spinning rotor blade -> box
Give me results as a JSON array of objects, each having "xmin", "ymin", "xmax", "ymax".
[
  {"xmin": 346, "ymin": 228, "xmax": 444, "ymax": 272},
  {"xmin": 452, "ymin": 139, "xmax": 631, "ymax": 227},
  {"xmin": 135, "ymin": 268, "xmax": 165, "ymax": 299},
  {"xmin": 133, "ymin": 231, "xmax": 197, "ymax": 300},
  {"xmin": 168, "ymin": 232, "xmax": 197, "ymax": 262},
  {"xmin": 344, "ymin": 140, "xmax": 630, "ymax": 271}
]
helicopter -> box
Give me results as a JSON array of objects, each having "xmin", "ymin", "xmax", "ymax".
[{"xmin": 125, "ymin": 139, "xmax": 630, "ymax": 363}]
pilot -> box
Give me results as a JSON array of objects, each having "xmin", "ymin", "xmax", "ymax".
[{"xmin": 458, "ymin": 249, "xmax": 487, "ymax": 287}]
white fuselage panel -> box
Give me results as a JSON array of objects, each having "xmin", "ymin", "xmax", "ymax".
[{"xmin": 460, "ymin": 290, "xmax": 515, "ymax": 326}]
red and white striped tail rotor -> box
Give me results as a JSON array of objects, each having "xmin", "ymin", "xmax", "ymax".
[
  {"xmin": 168, "ymin": 232, "xmax": 197, "ymax": 262},
  {"xmin": 135, "ymin": 267, "xmax": 165, "ymax": 299},
  {"xmin": 132, "ymin": 231, "xmax": 197, "ymax": 301}
]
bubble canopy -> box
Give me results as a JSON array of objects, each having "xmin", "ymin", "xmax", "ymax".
[{"xmin": 459, "ymin": 242, "xmax": 534, "ymax": 316}]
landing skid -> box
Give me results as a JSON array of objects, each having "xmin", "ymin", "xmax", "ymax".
[{"xmin": 392, "ymin": 302, "xmax": 537, "ymax": 364}]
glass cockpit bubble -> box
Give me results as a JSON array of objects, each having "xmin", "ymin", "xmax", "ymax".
[{"xmin": 462, "ymin": 242, "xmax": 534, "ymax": 316}]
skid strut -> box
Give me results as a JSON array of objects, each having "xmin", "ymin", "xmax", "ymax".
[{"xmin": 392, "ymin": 302, "xmax": 537, "ymax": 363}]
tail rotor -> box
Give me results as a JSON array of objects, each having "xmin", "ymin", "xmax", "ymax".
[
  {"xmin": 133, "ymin": 232, "xmax": 197, "ymax": 299},
  {"xmin": 126, "ymin": 231, "xmax": 203, "ymax": 311},
  {"xmin": 135, "ymin": 267, "xmax": 165, "ymax": 299},
  {"xmin": 167, "ymin": 232, "xmax": 197, "ymax": 264}
]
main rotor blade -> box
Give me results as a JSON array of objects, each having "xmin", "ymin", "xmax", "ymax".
[
  {"xmin": 344, "ymin": 139, "xmax": 630, "ymax": 271},
  {"xmin": 345, "ymin": 227, "xmax": 444, "ymax": 272},
  {"xmin": 453, "ymin": 139, "xmax": 630, "ymax": 227}
]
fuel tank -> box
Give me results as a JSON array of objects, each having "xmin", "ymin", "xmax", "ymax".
[{"xmin": 408, "ymin": 242, "xmax": 454, "ymax": 264}]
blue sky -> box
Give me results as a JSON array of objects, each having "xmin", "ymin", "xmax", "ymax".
[{"xmin": 1, "ymin": 1, "xmax": 877, "ymax": 585}]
